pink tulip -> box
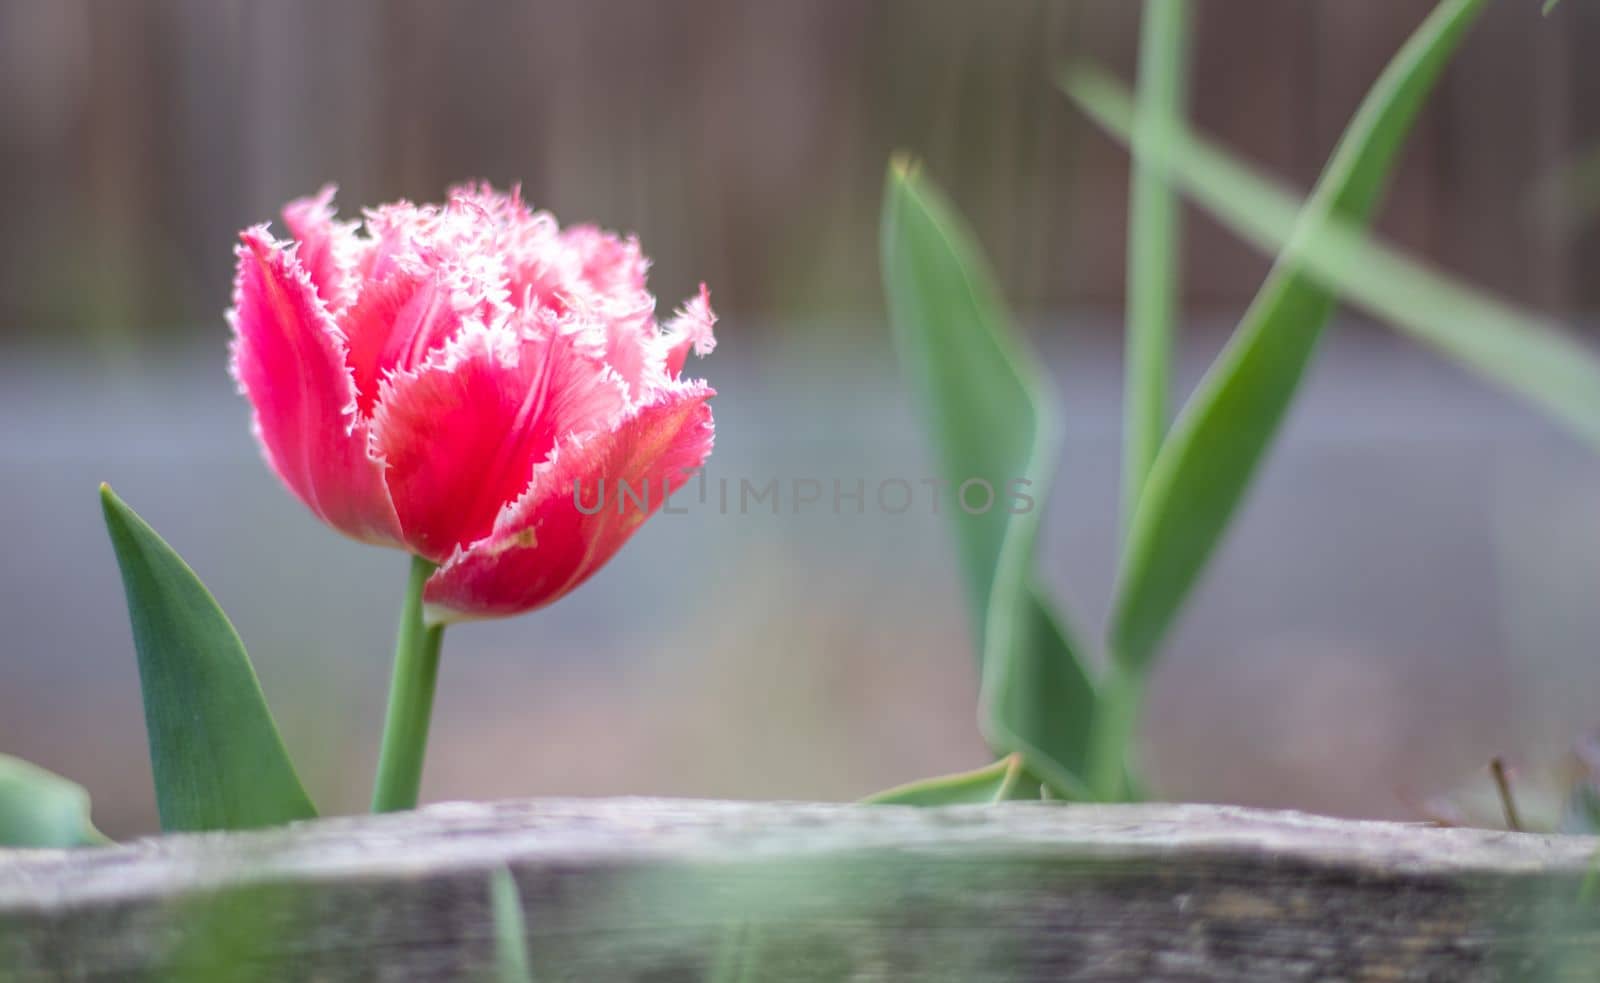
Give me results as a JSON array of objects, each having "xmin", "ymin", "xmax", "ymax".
[{"xmin": 229, "ymin": 184, "xmax": 716, "ymax": 622}]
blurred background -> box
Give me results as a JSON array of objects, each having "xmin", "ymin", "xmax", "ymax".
[{"xmin": 5, "ymin": 0, "xmax": 1600, "ymax": 837}]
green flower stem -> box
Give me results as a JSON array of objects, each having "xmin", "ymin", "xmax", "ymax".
[
  {"xmin": 1089, "ymin": 663, "xmax": 1145, "ymax": 802},
  {"xmin": 371, "ymin": 555, "xmax": 446, "ymax": 813}
]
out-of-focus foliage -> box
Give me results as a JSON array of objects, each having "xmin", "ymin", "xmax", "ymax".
[
  {"xmin": 881, "ymin": 160, "xmax": 1097, "ymax": 800},
  {"xmin": 1078, "ymin": 0, "xmax": 1490, "ymax": 677},
  {"xmin": 0, "ymin": 753, "xmax": 103, "ymax": 847},
  {"xmin": 491, "ymin": 867, "xmax": 535, "ymax": 983},
  {"xmin": 864, "ymin": 753, "xmax": 1038, "ymax": 805},
  {"xmin": 876, "ymin": 0, "xmax": 1501, "ymax": 805},
  {"xmin": 1066, "ymin": 57, "xmax": 1600, "ymax": 454},
  {"xmin": 162, "ymin": 884, "xmax": 299, "ymax": 983},
  {"xmin": 1119, "ymin": 0, "xmax": 1191, "ymax": 536}
]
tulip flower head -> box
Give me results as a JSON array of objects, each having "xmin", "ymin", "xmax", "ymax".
[{"xmin": 229, "ymin": 184, "xmax": 716, "ymax": 622}]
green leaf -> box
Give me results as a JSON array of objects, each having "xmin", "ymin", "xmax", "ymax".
[
  {"xmin": 881, "ymin": 158, "xmax": 1096, "ymax": 799},
  {"xmin": 1065, "ymin": 54, "xmax": 1600, "ymax": 458},
  {"xmin": 1064, "ymin": 0, "xmax": 1490, "ymax": 674},
  {"xmin": 1561, "ymin": 784, "xmax": 1600, "ymax": 836},
  {"xmin": 0, "ymin": 753, "xmax": 106, "ymax": 847},
  {"xmin": 490, "ymin": 867, "xmax": 534, "ymax": 982},
  {"xmin": 1120, "ymin": 0, "xmax": 1192, "ymax": 535},
  {"xmin": 863, "ymin": 753, "xmax": 1039, "ymax": 805},
  {"xmin": 1562, "ymin": 737, "xmax": 1600, "ymax": 836},
  {"xmin": 164, "ymin": 883, "xmax": 302, "ymax": 983},
  {"xmin": 707, "ymin": 922, "xmax": 763, "ymax": 983},
  {"xmin": 100, "ymin": 484, "xmax": 317, "ymax": 832}
]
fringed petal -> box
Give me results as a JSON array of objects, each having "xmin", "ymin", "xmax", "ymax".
[
  {"xmin": 563, "ymin": 225, "xmax": 650, "ymax": 298},
  {"xmin": 562, "ymin": 227, "xmax": 662, "ymax": 397},
  {"xmin": 423, "ymin": 380, "xmax": 715, "ymax": 622},
  {"xmin": 600, "ymin": 302, "xmax": 668, "ymax": 401},
  {"xmin": 663, "ymin": 283, "xmax": 718, "ymax": 379},
  {"xmin": 281, "ymin": 186, "xmax": 363, "ymax": 314},
  {"xmin": 342, "ymin": 270, "xmax": 473, "ymax": 416},
  {"xmin": 370, "ymin": 323, "xmax": 630, "ymax": 561},
  {"xmin": 228, "ymin": 227, "xmax": 401, "ymax": 545}
]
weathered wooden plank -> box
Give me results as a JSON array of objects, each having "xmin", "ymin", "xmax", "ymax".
[{"xmin": 0, "ymin": 800, "xmax": 1596, "ymax": 981}]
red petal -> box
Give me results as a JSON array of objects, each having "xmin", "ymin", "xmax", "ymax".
[
  {"xmin": 281, "ymin": 186, "xmax": 361, "ymax": 313},
  {"xmin": 371, "ymin": 324, "xmax": 630, "ymax": 561},
  {"xmin": 228, "ymin": 227, "xmax": 401, "ymax": 545},
  {"xmin": 341, "ymin": 271, "xmax": 471, "ymax": 417},
  {"xmin": 423, "ymin": 381, "xmax": 715, "ymax": 621}
]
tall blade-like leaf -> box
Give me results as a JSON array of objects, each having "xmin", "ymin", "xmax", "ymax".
[
  {"xmin": 881, "ymin": 158, "xmax": 1053, "ymax": 648},
  {"xmin": 863, "ymin": 753, "xmax": 1039, "ymax": 805},
  {"xmin": 1121, "ymin": 0, "xmax": 1192, "ymax": 536},
  {"xmin": 1066, "ymin": 0, "xmax": 1489, "ymax": 674},
  {"xmin": 881, "ymin": 158, "xmax": 1096, "ymax": 798},
  {"xmin": 0, "ymin": 753, "xmax": 106, "ymax": 847},
  {"xmin": 1067, "ymin": 71, "xmax": 1600, "ymax": 453},
  {"xmin": 100, "ymin": 484, "xmax": 317, "ymax": 831}
]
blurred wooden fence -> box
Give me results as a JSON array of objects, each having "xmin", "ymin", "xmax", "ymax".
[
  {"xmin": 1, "ymin": 0, "xmax": 1596, "ymax": 346},
  {"xmin": 4, "ymin": 800, "xmax": 1597, "ymax": 979}
]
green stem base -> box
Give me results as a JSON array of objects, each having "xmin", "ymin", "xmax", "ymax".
[
  {"xmin": 1090, "ymin": 665, "xmax": 1145, "ymax": 802},
  {"xmin": 371, "ymin": 555, "xmax": 445, "ymax": 813}
]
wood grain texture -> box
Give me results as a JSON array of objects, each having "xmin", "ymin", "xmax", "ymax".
[{"xmin": 1, "ymin": 799, "xmax": 1597, "ymax": 981}]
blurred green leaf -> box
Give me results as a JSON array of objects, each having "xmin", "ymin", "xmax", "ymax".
[
  {"xmin": 1065, "ymin": 0, "xmax": 1489, "ymax": 675},
  {"xmin": 707, "ymin": 921, "xmax": 762, "ymax": 983},
  {"xmin": 490, "ymin": 867, "xmax": 534, "ymax": 982},
  {"xmin": 1066, "ymin": 66, "xmax": 1600, "ymax": 457},
  {"xmin": 164, "ymin": 882, "xmax": 300, "ymax": 983},
  {"xmin": 880, "ymin": 158, "xmax": 1096, "ymax": 799},
  {"xmin": 0, "ymin": 753, "xmax": 106, "ymax": 847},
  {"xmin": 1561, "ymin": 785, "xmax": 1600, "ymax": 836},
  {"xmin": 1561, "ymin": 737, "xmax": 1600, "ymax": 836},
  {"xmin": 863, "ymin": 753, "xmax": 1039, "ymax": 805},
  {"xmin": 1120, "ymin": 0, "xmax": 1191, "ymax": 535},
  {"xmin": 100, "ymin": 484, "xmax": 317, "ymax": 832}
]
